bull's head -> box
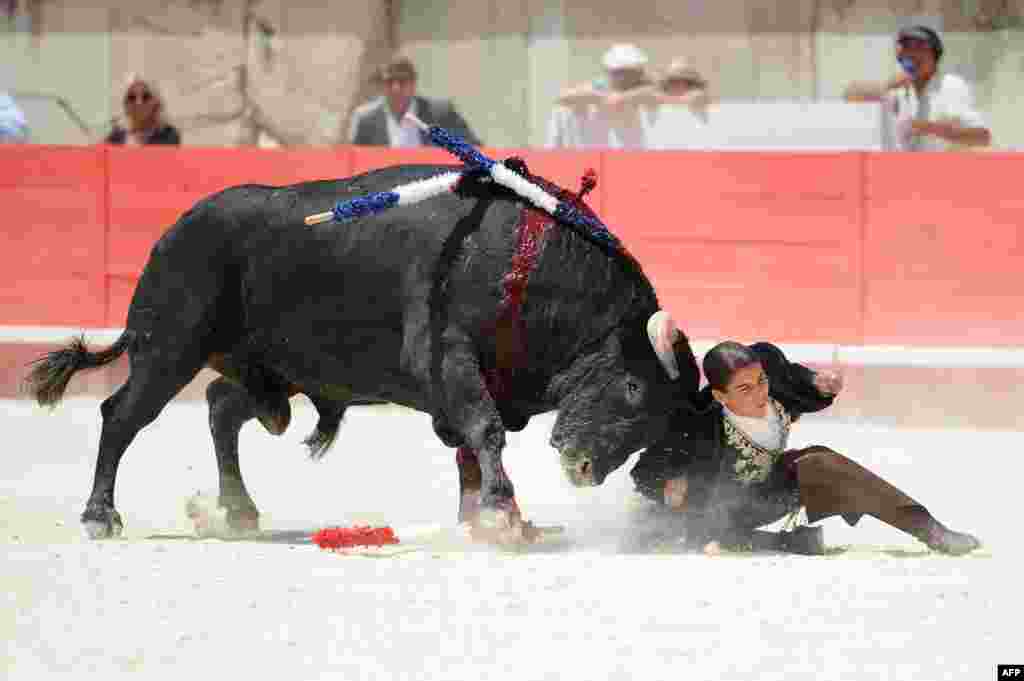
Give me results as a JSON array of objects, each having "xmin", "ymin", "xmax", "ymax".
[{"xmin": 549, "ymin": 310, "xmax": 700, "ymax": 487}]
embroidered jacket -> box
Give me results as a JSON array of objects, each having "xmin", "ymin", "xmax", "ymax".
[
  {"xmin": 722, "ymin": 397, "xmax": 793, "ymax": 485},
  {"xmin": 630, "ymin": 342, "xmax": 834, "ymax": 508}
]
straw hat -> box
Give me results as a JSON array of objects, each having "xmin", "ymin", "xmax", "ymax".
[{"xmin": 658, "ymin": 58, "xmax": 708, "ymax": 88}]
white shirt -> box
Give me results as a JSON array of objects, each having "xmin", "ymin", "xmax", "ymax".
[
  {"xmin": 386, "ymin": 98, "xmax": 423, "ymax": 149},
  {"xmin": 882, "ymin": 70, "xmax": 986, "ymax": 151},
  {"xmin": 545, "ymin": 104, "xmax": 659, "ymax": 150},
  {"xmin": 723, "ymin": 401, "xmax": 786, "ymax": 452}
]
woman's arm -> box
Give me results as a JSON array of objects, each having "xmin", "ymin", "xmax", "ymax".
[
  {"xmin": 630, "ymin": 410, "xmax": 721, "ymax": 508},
  {"xmin": 630, "ymin": 438, "xmax": 689, "ymax": 504},
  {"xmin": 750, "ymin": 342, "xmax": 838, "ymax": 417}
]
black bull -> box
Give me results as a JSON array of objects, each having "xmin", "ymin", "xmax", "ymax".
[{"xmin": 27, "ymin": 163, "xmax": 700, "ymax": 539}]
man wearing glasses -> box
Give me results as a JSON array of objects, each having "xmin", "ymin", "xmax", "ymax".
[{"xmin": 348, "ymin": 56, "xmax": 481, "ymax": 148}]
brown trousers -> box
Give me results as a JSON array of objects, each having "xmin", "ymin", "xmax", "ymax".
[{"xmin": 784, "ymin": 446, "xmax": 930, "ymax": 536}]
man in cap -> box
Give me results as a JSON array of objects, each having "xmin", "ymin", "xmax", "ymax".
[
  {"xmin": 843, "ymin": 25, "xmax": 991, "ymax": 150},
  {"xmin": 348, "ymin": 55, "xmax": 481, "ymax": 147}
]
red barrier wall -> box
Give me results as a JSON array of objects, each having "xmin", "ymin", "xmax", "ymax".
[
  {"xmin": 603, "ymin": 151, "xmax": 864, "ymax": 343},
  {"xmin": 0, "ymin": 146, "xmax": 107, "ymax": 327},
  {"xmin": 862, "ymin": 152, "xmax": 1024, "ymax": 345},
  {"xmin": 1, "ymin": 145, "xmax": 1021, "ymax": 346},
  {"xmin": 104, "ymin": 146, "xmax": 354, "ymax": 324}
]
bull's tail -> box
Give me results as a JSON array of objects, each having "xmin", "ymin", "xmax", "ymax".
[{"xmin": 25, "ymin": 331, "xmax": 134, "ymax": 407}]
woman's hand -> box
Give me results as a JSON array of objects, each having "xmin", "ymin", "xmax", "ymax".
[{"xmin": 813, "ymin": 369, "xmax": 844, "ymax": 396}]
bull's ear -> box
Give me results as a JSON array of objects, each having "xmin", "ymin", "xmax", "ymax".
[{"xmin": 646, "ymin": 310, "xmax": 681, "ymax": 380}]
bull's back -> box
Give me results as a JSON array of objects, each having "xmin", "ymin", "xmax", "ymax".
[
  {"xmin": 211, "ymin": 167, "xmax": 517, "ymax": 394},
  {"xmin": 124, "ymin": 166, "xmax": 520, "ymax": 393},
  {"xmin": 238, "ymin": 165, "xmax": 520, "ymax": 319}
]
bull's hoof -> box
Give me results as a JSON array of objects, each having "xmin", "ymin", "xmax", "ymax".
[
  {"xmin": 470, "ymin": 503, "xmax": 544, "ymax": 546},
  {"xmin": 81, "ymin": 506, "xmax": 123, "ymax": 540},
  {"xmin": 225, "ymin": 505, "xmax": 260, "ymax": 533},
  {"xmin": 185, "ymin": 493, "xmax": 260, "ymax": 537},
  {"xmin": 457, "ymin": 490, "xmax": 482, "ymax": 525}
]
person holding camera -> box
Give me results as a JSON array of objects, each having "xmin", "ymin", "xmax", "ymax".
[{"xmin": 843, "ymin": 25, "xmax": 991, "ymax": 151}]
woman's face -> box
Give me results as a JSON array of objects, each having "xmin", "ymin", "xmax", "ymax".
[
  {"xmin": 123, "ymin": 82, "xmax": 157, "ymax": 125},
  {"xmin": 712, "ymin": 362, "xmax": 769, "ymax": 418}
]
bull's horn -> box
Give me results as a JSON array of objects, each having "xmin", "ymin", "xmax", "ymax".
[{"xmin": 647, "ymin": 310, "xmax": 681, "ymax": 380}]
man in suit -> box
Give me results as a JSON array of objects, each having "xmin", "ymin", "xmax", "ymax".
[{"xmin": 348, "ymin": 56, "xmax": 482, "ymax": 147}]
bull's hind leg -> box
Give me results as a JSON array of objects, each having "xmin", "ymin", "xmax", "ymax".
[
  {"xmin": 205, "ymin": 378, "xmax": 262, "ymax": 532},
  {"xmin": 205, "ymin": 380, "xmax": 349, "ymax": 533},
  {"xmin": 83, "ymin": 343, "xmax": 206, "ymax": 539}
]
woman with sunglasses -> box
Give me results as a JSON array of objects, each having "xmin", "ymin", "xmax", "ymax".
[
  {"xmin": 627, "ymin": 340, "xmax": 981, "ymax": 556},
  {"xmin": 105, "ymin": 74, "xmax": 180, "ymax": 146}
]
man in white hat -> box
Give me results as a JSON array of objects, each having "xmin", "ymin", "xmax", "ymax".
[
  {"xmin": 548, "ymin": 43, "xmax": 658, "ymax": 149},
  {"xmin": 556, "ymin": 43, "xmax": 653, "ymax": 110},
  {"xmin": 595, "ymin": 56, "xmax": 713, "ymax": 121}
]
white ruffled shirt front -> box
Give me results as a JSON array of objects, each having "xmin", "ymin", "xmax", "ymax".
[{"xmin": 723, "ymin": 401, "xmax": 787, "ymax": 452}]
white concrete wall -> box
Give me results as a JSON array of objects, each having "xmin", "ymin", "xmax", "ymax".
[{"xmin": 2, "ymin": 0, "xmax": 1021, "ymax": 149}]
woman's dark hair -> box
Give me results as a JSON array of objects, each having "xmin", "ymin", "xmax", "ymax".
[{"xmin": 702, "ymin": 341, "xmax": 760, "ymax": 391}]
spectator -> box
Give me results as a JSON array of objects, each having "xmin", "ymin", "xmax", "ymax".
[
  {"xmin": 842, "ymin": 25, "xmax": 990, "ymax": 151},
  {"xmin": 0, "ymin": 90, "xmax": 29, "ymax": 143},
  {"xmin": 556, "ymin": 43, "xmax": 654, "ymax": 110},
  {"xmin": 106, "ymin": 74, "xmax": 181, "ymax": 146},
  {"xmin": 547, "ymin": 43, "xmax": 658, "ymax": 149},
  {"xmin": 348, "ymin": 56, "xmax": 481, "ymax": 147},
  {"xmin": 584, "ymin": 57, "xmax": 713, "ymax": 121},
  {"xmin": 654, "ymin": 58, "xmax": 711, "ymax": 120}
]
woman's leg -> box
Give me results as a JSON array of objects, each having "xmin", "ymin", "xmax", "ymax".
[{"xmin": 787, "ymin": 446, "xmax": 980, "ymax": 555}]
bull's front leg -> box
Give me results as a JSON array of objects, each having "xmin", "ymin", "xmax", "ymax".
[
  {"xmin": 455, "ymin": 446, "xmax": 483, "ymax": 524},
  {"xmin": 435, "ymin": 344, "xmax": 530, "ymax": 543}
]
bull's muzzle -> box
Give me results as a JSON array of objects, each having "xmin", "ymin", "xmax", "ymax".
[{"xmin": 559, "ymin": 448, "xmax": 597, "ymax": 487}]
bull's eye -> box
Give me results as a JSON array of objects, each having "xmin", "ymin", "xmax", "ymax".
[{"xmin": 624, "ymin": 377, "xmax": 644, "ymax": 406}]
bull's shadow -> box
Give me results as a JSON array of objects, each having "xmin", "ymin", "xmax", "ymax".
[
  {"xmin": 143, "ymin": 528, "xmax": 575, "ymax": 554},
  {"xmin": 145, "ymin": 529, "xmax": 314, "ymax": 545}
]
